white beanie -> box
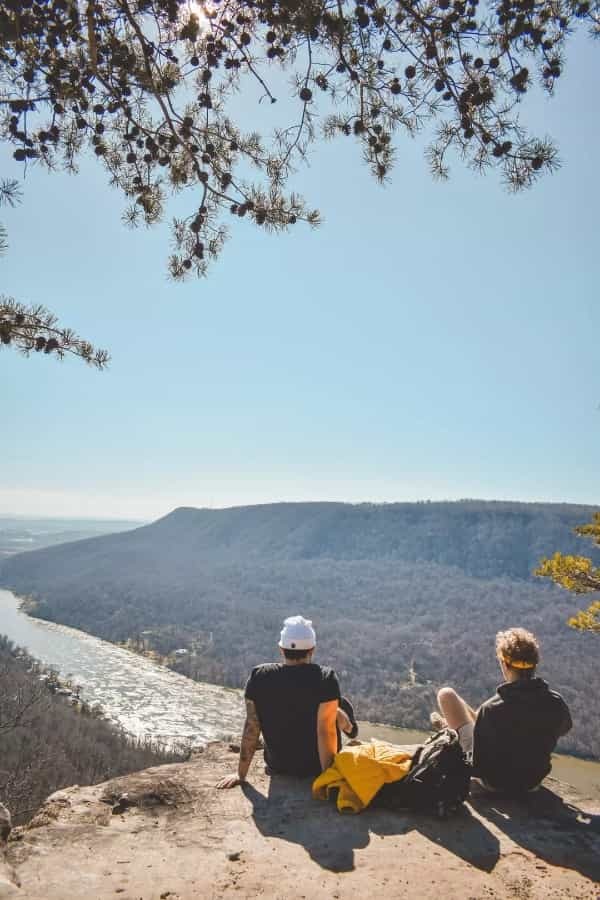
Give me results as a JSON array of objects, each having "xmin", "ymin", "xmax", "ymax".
[{"xmin": 279, "ymin": 615, "xmax": 316, "ymax": 651}]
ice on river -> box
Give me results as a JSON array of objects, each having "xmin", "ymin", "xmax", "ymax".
[{"xmin": 0, "ymin": 589, "xmax": 244, "ymax": 749}]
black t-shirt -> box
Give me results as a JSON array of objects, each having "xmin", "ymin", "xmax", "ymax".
[{"xmin": 244, "ymin": 662, "xmax": 341, "ymax": 776}]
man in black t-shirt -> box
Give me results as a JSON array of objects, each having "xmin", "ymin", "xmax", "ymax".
[{"xmin": 217, "ymin": 615, "xmax": 352, "ymax": 788}]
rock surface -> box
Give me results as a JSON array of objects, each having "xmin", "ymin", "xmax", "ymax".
[{"xmin": 4, "ymin": 742, "xmax": 600, "ymax": 900}]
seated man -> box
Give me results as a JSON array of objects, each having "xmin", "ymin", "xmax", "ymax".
[
  {"xmin": 217, "ymin": 615, "xmax": 355, "ymax": 788},
  {"xmin": 436, "ymin": 627, "xmax": 572, "ymax": 793}
]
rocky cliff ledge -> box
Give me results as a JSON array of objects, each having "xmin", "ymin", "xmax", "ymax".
[{"xmin": 2, "ymin": 742, "xmax": 599, "ymax": 900}]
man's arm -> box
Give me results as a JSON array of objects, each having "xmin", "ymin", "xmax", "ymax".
[
  {"xmin": 216, "ymin": 699, "xmax": 261, "ymax": 789},
  {"xmin": 317, "ymin": 700, "xmax": 338, "ymax": 771}
]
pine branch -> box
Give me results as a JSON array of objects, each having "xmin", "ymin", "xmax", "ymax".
[
  {"xmin": 0, "ymin": 297, "xmax": 110, "ymax": 369},
  {"xmin": 0, "ymin": 0, "xmax": 594, "ymax": 280}
]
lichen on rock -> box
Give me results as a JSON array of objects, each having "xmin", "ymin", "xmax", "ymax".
[{"xmin": 100, "ymin": 774, "xmax": 192, "ymax": 813}]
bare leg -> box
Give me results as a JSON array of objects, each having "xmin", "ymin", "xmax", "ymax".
[{"xmin": 437, "ymin": 687, "xmax": 477, "ymax": 731}]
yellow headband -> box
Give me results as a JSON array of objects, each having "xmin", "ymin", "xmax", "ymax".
[{"xmin": 502, "ymin": 655, "xmax": 535, "ymax": 670}]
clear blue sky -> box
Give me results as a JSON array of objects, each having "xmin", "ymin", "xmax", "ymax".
[{"xmin": 2, "ymin": 35, "xmax": 599, "ymax": 521}]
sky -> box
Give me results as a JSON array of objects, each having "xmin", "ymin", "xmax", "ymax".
[{"xmin": 2, "ymin": 33, "xmax": 599, "ymax": 521}]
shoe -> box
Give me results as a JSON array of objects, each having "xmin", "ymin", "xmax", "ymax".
[{"xmin": 430, "ymin": 711, "xmax": 447, "ymax": 731}]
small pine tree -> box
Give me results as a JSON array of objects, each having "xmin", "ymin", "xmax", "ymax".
[{"xmin": 536, "ymin": 514, "xmax": 600, "ymax": 633}]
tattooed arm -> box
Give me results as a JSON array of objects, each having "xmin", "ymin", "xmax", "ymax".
[
  {"xmin": 237, "ymin": 699, "xmax": 261, "ymax": 781},
  {"xmin": 216, "ymin": 699, "xmax": 261, "ymax": 789}
]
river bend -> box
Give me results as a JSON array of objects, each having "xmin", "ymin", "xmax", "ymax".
[{"xmin": 0, "ymin": 588, "xmax": 244, "ymax": 749}]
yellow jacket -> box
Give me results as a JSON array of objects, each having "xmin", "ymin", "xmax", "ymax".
[{"xmin": 312, "ymin": 740, "xmax": 413, "ymax": 814}]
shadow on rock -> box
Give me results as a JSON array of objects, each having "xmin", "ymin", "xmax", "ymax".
[
  {"xmin": 470, "ymin": 785, "xmax": 600, "ymax": 883},
  {"xmin": 244, "ymin": 777, "xmax": 372, "ymax": 872},
  {"xmin": 244, "ymin": 775, "xmax": 500, "ymax": 874},
  {"xmin": 404, "ymin": 804, "xmax": 500, "ymax": 873}
]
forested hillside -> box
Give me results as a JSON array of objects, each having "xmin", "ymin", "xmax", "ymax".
[
  {"xmin": 1, "ymin": 501, "xmax": 598, "ymax": 758},
  {"xmin": 0, "ymin": 636, "xmax": 183, "ymax": 824}
]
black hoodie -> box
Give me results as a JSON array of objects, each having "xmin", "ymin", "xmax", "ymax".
[{"xmin": 472, "ymin": 677, "xmax": 572, "ymax": 792}]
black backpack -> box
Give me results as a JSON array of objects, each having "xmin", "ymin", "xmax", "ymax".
[{"xmin": 374, "ymin": 728, "xmax": 472, "ymax": 818}]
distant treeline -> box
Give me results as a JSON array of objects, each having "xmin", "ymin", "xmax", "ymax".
[
  {"xmin": 0, "ymin": 635, "xmax": 184, "ymax": 824},
  {"xmin": 0, "ymin": 516, "xmax": 141, "ymax": 560},
  {"xmin": 2, "ymin": 501, "xmax": 599, "ymax": 759}
]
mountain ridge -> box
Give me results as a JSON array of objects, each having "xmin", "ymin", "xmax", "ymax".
[{"xmin": 2, "ymin": 499, "xmax": 597, "ymax": 583}]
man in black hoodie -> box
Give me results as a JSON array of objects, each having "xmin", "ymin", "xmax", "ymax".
[{"xmin": 436, "ymin": 627, "xmax": 572, "ymax": 793}]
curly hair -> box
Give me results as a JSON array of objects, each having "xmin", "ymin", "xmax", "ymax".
[{"xmin": 496, "ymin": 627, "xmax": 539, "ymax": 676}]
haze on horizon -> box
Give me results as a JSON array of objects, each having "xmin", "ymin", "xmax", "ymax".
[
  {"xmin": 2, "ymin": 37, "xmax": 598, "ymax": 523},
  {"xmin": 1, "ymin": 488, "xmax": 598, "ymax": 525}
]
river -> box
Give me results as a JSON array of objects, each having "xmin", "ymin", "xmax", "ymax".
[
  {"xmin": 1, "ymin": 588, "xmax": 599, "ymax": 798},
  {"xmin": 0, "ymin": 588, "xmax": 245, "ymax": 749}
]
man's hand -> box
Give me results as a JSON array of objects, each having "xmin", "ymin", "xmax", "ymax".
[
  {"xmin": 216, "ymin": 774, "xmax": 244, "ymax": 790},
  {"xmin": 336, "ymin": 707, "xmax": 353, "ymax": 735}
]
